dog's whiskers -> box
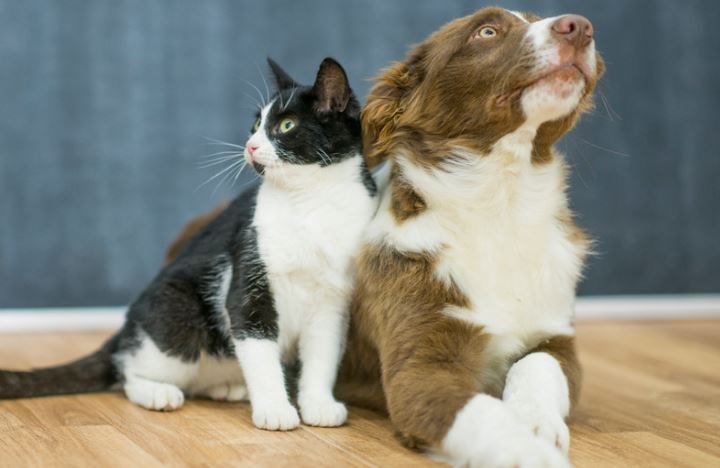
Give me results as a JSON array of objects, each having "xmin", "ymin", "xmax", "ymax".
[{"xmin": 576, "ymin": 136, "xmax": 630, "ymax": 158}]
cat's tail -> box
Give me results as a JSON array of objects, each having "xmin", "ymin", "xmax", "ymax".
[{"xmin": 0, "ymin": 333, "xmax": 120, "ymax": 399}]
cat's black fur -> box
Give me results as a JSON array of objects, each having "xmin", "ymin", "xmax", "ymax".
[{"xmin": 0, "ymin": 57, "xmax": 374, "ymax": 399}]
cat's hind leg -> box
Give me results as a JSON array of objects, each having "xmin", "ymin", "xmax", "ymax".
[
  {"xmin": 118, "ymin": 330, "xmax": 199, "ymax": 412},
  {"xmin": 124, "ymin": 376, "xmax": 185, "ymax": 411},
  {"xmin": 202, "ymin": 382, "xmax": 248, "ymax": 402}
]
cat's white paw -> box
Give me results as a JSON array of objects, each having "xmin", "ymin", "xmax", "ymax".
[
  {"xmin": 124, "ymin": 379, "xmax": 185, "ymax": 411},
  {"xmin": 204, "ymin": 383, "xmax": 248, "ymax": 402},
  {"xmin": 299, "ymin": 396, "xmax": 348, "ymax": 427},
  {"xmin": 517, "ymin": 409, "xmax": 570, "ymax": 455},
  {"xmin": 251, "ymin": 402, "xmax": 300, "ymax": 431}
]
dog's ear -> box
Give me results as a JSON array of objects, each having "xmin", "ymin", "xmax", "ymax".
[{"xmin": 362, "ymin": 46, "xmax": 427, "ymax": 170}]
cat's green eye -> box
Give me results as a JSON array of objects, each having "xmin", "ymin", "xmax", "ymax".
[
  {"xmin": 278, "ymin": 117, "xmax": 297, "ymax": 134},
  {"xmin": 252, "ymin": 118, "xmax": 261, "ymax": 133}
]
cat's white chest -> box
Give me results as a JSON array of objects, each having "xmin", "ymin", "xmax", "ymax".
[
  {"xmin": 254, "ymin": 181, "xmax": 371, "ymax": 288},
  {"xmin": 252, "ymin": 164, "xmax": 375, "ymax": 354}
]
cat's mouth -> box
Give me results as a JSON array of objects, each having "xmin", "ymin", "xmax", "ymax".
[{"xmin": 251, "ymin": 161, "xmax": 266, "ymax": 175}]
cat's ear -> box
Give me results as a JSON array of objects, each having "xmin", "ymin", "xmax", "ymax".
[
  {"xmin": 267, "ymin": 58, "xmax": 298, "ymax": 91},
  {"xmin": 312, "ymin": 58, "xmax": 353, "ymax": 115}
]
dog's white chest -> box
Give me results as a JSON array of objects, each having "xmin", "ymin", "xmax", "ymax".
[
  {"xmin": 434, "ymin": 157, "xmax": 583, "ymax": 345},
  {"xmin": 440, "ymin": 216, "xmax": 580, "ymax": 342}
]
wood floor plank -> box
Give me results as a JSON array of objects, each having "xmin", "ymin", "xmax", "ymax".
[{"xmin": 0, "ymin": 321, "xmax": 718, "ymax": 467}]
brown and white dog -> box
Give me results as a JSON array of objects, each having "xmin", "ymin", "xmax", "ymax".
[
  {"xmin": 337, "ymin": 6, "xmax": 603, "ymax": 466},
  {"xmin": 168, "ymin": 7, "xmax": 602, "ymax": 466}
]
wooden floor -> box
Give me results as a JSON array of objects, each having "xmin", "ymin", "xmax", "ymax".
[{"xmin": 0, "ymin": 320, "xmax": 718, "ymax": 467}]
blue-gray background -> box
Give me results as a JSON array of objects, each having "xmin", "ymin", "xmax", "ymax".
[{"xmin": 1, "ymin": 0, "xmax": 718, "ymax": 307}]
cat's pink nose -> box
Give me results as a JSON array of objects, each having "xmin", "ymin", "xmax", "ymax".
[{"xmin": 245, "ymin": 142, "xmax": 259, "ymax": 156}]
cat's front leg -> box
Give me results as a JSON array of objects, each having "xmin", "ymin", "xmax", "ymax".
[
  {"xmin": 297, "ymin": 305, "xmax": 348, "ymax": 427},
  {"xmin": 234, "ymin": 338, "xmax": 300, "ymax": 431},
  {"xmin": 226, "ymin": 274, "xmax": 299, "ymax": 431}
]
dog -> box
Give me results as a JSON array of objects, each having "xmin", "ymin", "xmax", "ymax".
[{"xmin": 168, "ymin": 7, "xmax": 603, "ymax": 466}]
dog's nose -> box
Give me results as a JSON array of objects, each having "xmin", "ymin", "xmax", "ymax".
[
  {"xmin": 245, "ymin": 142, "xmax": 259, "ymax": 156},
  {"xmin": 552, "ymin": 15, "xmax": 593, "ymax": 48}
]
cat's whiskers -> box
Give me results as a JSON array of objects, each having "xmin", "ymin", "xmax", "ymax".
[
  {"xmin": 196, "ymin": 156, "xmax": 245, "ymax": 192},
  {"xmin": 212, "ymin": 159, "xmax": 246, "ymax": 195},
  {"xmin": 197, "ymin": 154, "xmax": 243, "ymax": 169},
  {"xmin": 232, "ymin": 159, "xmax": 249, "ymax": 183},
  {"xmin": 202, "ymin": 137, "xmax": 246, "ymax": 150},
  {"xmin": 244, "ymin": 80, "xmax": 267, "ymax": 107},
  {"xmin": 242, "ymin": 92, "xmax": 263, "ymax": 111},
  {"xmin": 282, "ymin": 87, "xmax": 297, "ymax": 112},
  {"xmin": 256, "ymin": 63, "xmax": 271, "ymax": 105},
  {"xmin": 316, "ymin": 149, "xmax": 332, "ymax": 166}
]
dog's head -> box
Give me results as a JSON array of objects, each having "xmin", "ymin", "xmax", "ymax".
[{"xmin": 363, "ymin": 7, "xmax": 604, "ymax": 167}]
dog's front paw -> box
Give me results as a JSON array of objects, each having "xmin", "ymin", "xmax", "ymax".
[
  {"xmin": 488, "ymin": 434, "xmax": 569, "ymax": 468},
  {"xmin": 299, "ymin": 396, "xmax": 348, "ymax": 427},
  {"xmin": 447, "ymin": 425, "xmax": 569, "ymax": 468},
  {"xmin": 519, "ymin": 410, "xmax": 570, "ymax": 454},
  {"xmin": 251, "ymin": 402, "xmax": 300, "ymax": 431},
  {"xmin": 442, "ymin": 394, "xmax": 570, "ymax": 468},
  {"xmin": 506, "ymin": 397, "xmax": 570, "ymax": 454}
]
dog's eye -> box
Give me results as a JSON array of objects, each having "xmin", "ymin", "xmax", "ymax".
[{"xmin": 472, "ymin": 26, "xmax": 498, "ymax": 40}]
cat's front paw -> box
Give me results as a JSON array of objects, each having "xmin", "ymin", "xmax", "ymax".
[
  {"xmin": 251, "ymin": 402, "xmax": 300, "ymax": 431},
  {"xmin": 299, "ymin": 396, "xmax": 348, "ymax": 427}
]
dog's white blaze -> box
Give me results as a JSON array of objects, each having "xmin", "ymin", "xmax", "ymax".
[
  {"xmin": 525, "ymin": 13, "xmax": 598, "ymax": 84},
  {"xmin": 507, "ymin": 10, "xmax": 529, "ymax": 23},
  {"xmin": 526, "ymin": 15, "xmax": 561, "ymax": 50}
]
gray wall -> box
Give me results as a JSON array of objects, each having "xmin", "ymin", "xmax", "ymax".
[{"xmin": 1, "ymin": 0, "xmax": 718, "ymax": 307}]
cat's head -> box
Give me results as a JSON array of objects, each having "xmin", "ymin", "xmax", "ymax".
[{"xmin": 243, "ymin": 58, "xmax": 361, "ymax": 179}]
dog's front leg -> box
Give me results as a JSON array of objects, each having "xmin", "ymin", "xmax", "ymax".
[
  {"xmin": 380, "ymin": 318, "xmax": 569, "ymax": 467},
  {"xmin": 503, "ymin": 335, "xmax": 581, "ymax": 455}
]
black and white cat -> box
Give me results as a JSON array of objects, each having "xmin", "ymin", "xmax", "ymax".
[{"xmin": 0, "ymin": 58, "xmax": 377, "ymax": 431}]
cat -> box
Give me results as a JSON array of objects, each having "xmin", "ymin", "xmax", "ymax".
[{"xmin": 0, "ymin": 57, "xmax": 378, "ymax": 431}]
